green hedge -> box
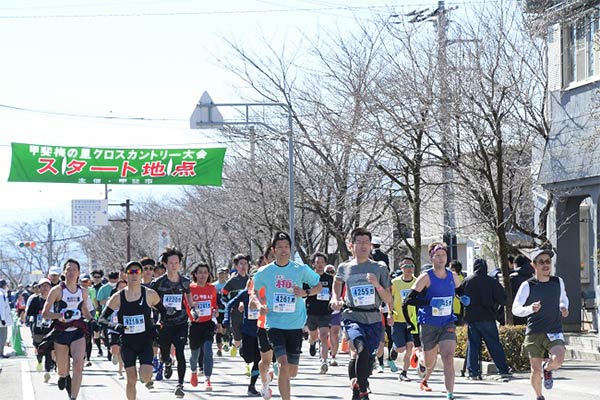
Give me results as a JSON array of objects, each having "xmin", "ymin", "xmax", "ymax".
[{"xmin": 455, "ymin": 324, "xmax": 530, "ymax": 372}]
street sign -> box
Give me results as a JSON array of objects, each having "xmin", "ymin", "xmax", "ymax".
[{"xmin": 72, "ymin": 199, "xmax": 108, "ymax": 226}]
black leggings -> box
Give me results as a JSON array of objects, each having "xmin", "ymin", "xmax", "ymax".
[
  {"xmin": 159, "ymin": 324, "xmax": 188, "ymax": 385},
  {"xmin": 348, "ymin": 338, "xmax": 372, "ymax": 393}
]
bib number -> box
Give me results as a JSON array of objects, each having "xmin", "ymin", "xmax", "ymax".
[
  {"xmin": 62, "ymin": 308, "xmax": 81, "ymax": 322},
  {"xmin": 247, "ymin": 308, "xmax": 260, "ymax": 320},
  {"xmin": 273, "ymin": 293, "xmax": 296, "ymax": 313},
  {"xmin": 195, "ymin": 301, "xmax": 212, "ymax": 317},
  {"xmin": 547, "ymin": 332, "xmax": 564, "ymax": 342},
  {"xmin": 163, "ymin": 294, "xmax": 183, "ymax": 310},
  {"xmin": 351, "ymin": 285, "xmax": 375, "ymax": 306},
  {"xmin": 430, "ymin": 296, "xmax": 453, "ymax": 317},
  {"xmin": 317, "ymin": 288, "xmax": 330, "ymax": 301},
  {"xmin": 123, "ymin": 314, "xmax": 146, "ymax": 334},
  {"xmin": 37, "ymin": 314, "xmax": 52, "ymax": 328}
]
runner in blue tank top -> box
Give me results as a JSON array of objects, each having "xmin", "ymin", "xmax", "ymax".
[{"xmin": 402, "ymin": 242, "xmax": 463, "ymax": 399}]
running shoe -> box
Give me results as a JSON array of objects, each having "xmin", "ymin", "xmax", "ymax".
[
  {"xmin": 65, "ymin": 375, "xmax": 72, "ymax": 397},
  {"xmin": 174, "ymin": 384, "xmax": 185, "ymax": 398},
  {"xmin": 36, "ymin": 362, "xmax": 43, "ymax": 372},
  {"xmin": 350, "ymin": 377, "xmax": 360, "ymax": 400},
  {"xmin": 223, "ymin": 344, "xmax": 230, "ymax": 352},
  {"xmin": 536, "ymin": 397, "xmax": 546, "ymax": 400},
  {"xmin": 43, "ymin": 372, "xmax": 51, "ymax": 383},
  {"xmin": 145, "ymin": 380, "xmax": 154, "ymax": 390},
  {"xmin": 377, "ymin": 364, "xmax": 384, "ymax": 373},
  {"xmin": 85, "ymin": 361, "xmax": 92, "ymax": 367},
  {"xmin": 231, "ymin": 346, "xmax": 238, "ymax": 357},
  {"xmin": 446, "ymin": 393, "xmax": 454, "ymax": 399},
  {"xmin": 329, "ymin": 358, "xmax": 338, "ymax": 366},
  {"xmin": 260, "ymin": 385, "xmax": 273, "ymax": 399},
  {"xmin": 164, "ymin": 362, "xmax": 173, "ymax": 379},
  {"xmin": 320, "ymin": 362, "xmax": 328, "ymax": 374},
  {"xmin": 205, "ymin": 378, "xmax": 213, "ymax": 392},
  {"xmin": 155, "ymin": 363, "xmax": 163, "ymax": 381},
  {"xmin": 198, "ymin": 369, "xmax": 204, "ymax": 377},
  {"xmin": 273, "ymin": 362, "xmax": 279, "ymax": 377},
  {"xmin": 309, "ymin": 343, "xmax": 317, "ymax": 357},
  {"xmin": 359, "ymin": 393, "xmax": 370, "ymax": 400},
  {"xmin": 542, "ymin": 362, "xmax": 553, "ymax": 390},
  {"xmin": 417, "ymin": 362, "xmax": 426, "ymax": 379},
  {"xmin": 419, "ymin": 380, "xmax": 432, "ymax": 392},
  {"xmin": 398, "ymin": 371, "xmax": 411, "ymax": 382},
  {"xmin": 112, "ymin": 354, "xmax": 119, "ymax": 365},
  {"xmin": 191, "ymin": 371, "xmax": 198, "ymax": 387},
  {"xmin": 247, "ymin": 385, "xmax": 260, "ymax": 396},
  {"xmin": 387, "ymin": 359, "xmax": 398, "ymax": 372},
  {"xmin": 410, "ymin": 350, "xmax": 418, "ymax": 368},
  {"xmin": 216, "ymin": 349, "xmax": 222, "ymax": 357},
  {"xmin": 58, "ymin": 376, "xmax": 67, "ymax": 391},
  {"xmin": 245, "ymin": 363, "xmax": 251, "ymax": 376},
  {"xmin": 118, "ymin": 371, "xmax": 124, "ymax": 380},
  {"xmin": 152, "ymin": 357, "xmax": 159, "ymax": 372}
]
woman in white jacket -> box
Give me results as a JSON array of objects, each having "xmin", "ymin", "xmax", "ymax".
[{"xmin": 0, "ymin": 279, "xmax": 14, "ymax": 358}]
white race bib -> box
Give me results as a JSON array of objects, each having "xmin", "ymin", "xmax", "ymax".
[
  {"xmin": 547, "ymin": 332, "xmax": 564, "ymax": 342},
  {"xmin": 351, "ymin": 285, "xmax": 375, "ymax": 306},
  {"xmin": 430, "ymin": 296, "xmax": 453, "ymax": 317},
  {"xmin": 247, "ymin": 308, "xmax": 260, "ymax": 320},
  {"xmin": 317, "ymin": 288, "xmax": 330, "ymax": 301},
  {"xmin": 123, "ymin": 314, "xmax": 146, "ymax": 334},
  {"xmin": 380, "ymin": 303, "xmax": 389, "ymax": 313},
  {"xmin": 195, "ymin": 301, "xmax": 212, "ymax": 317},
  {"xmin": 62, "ymin": 308, "xmax": 81, "ymax": 322},
  {"xmin": 163, "ymin": 294, "xmax": 183, "ymax": 310},
  {"xmin": 273, "ymin": 293, "xmax": 296, "ymax": 313},
  {"xmin": 36, "ymin": 314, "xmax": 52, "ymax": 328}
]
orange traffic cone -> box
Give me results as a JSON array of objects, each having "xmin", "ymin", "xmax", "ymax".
[{"xmin": 340, "ymin": 336, "xmax": 349, "ymax": 353}]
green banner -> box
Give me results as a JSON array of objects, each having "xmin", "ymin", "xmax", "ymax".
[{"xmin": 8, "ymin": 142, "xmax": 226, "ymax": 186}]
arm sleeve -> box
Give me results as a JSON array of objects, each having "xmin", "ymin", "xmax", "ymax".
[
  {"xmin": 153, "ymin": 301, "xmax": 167, "ymax": 322},
  {"xmin": 98, "ymin": 306, "xmax": 116, "ymax": 329},
  {"xmin": 511, "ymin": 281, "xmax": 534, "ymax": 317},
  {"xmin": 558, "ymin": 277, "xmax": 570, "ymax": 310}
]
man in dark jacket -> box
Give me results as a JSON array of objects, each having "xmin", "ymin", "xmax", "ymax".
[
  {"xmin": 509, "ymin": 255, "xmax": 533, "ymax": 325},
  {"xmin": 461, "ymin": 259, "xmax": 511, "ymax": 380}
]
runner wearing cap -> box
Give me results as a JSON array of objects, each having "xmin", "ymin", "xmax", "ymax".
[
  {"xmin": 42, "ymin": 259, "xmax": 94, "ymax": 400},
  {"xmin": 512, "ymin": 247, "xmax": 569, "ymax": 400},
  {"xmin": 99, "ymin": 261, "xmax": 167, "ymax": 400},
  {"xmin": 25, "ymin": 278, "xmax": 54, "ymax": 382},
  {"xmin": 48, "ymin": 266, "xmax": 62, "ymax": 286},
  {"xmin": 214, "ymin": 267, "xmax": 229, "ymax": 357}
]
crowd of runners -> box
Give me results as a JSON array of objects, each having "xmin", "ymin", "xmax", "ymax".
[{"xmin": 1, "ymin": 227, "xmax": 570, "ymax": 400}]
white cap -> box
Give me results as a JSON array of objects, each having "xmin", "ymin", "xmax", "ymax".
[
  {"xmin": 38, "ymin": 278, "xmax": 51, "ymax": 286},
  {"xmin": 371, "ymin": 236, "xmax": 382, "ymax": 245},
  {"xmin": 48, "ymin": 266, "xmax": 61, "ymax": 275}
]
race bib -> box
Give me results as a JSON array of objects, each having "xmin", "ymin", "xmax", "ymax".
[
  {"xmin": 380, "ymin": 303, "xmax": 389, "ymax": 313},
  {"xmin": 62, "ymin": 308, "xmax": 81, "ymax": 322},
  {"xmin": 317, "ymin": 288, "xmax": 330, "ymax": 301},
  {"xmin": 36, "ymin": 314, "xmax": 52, "ymax": 328},
  {"xmin": 123, "ymin": 314, "xmax": 146, "ymax": 334},
  {"xmin": 163, "ymin": 294, "xmax": 183, "ymax": 310},
  {"xmin": 273, "ymin": 293, "xmax": 296, "ymax": 313},
  {"xmin": 430, "ymin": 296, "xmax": 453, "ymax": 317},
  {"xmin": 247, "ymin": 308, "xmax": 260, "ymax": 320},
  {"xmin": 547, "ymin": 332, "xmax": 564, "ymax": 342},
  {"xmin": 351, "ymin": 285, "xmax": 375, "ymax": 306},
  {"xmin": 400, "ymin": 289, "xmax": 411, "ymax": 301},
  {"xmin": 195, "ymin": 301, "xmax": 212, "ymax": 317}
]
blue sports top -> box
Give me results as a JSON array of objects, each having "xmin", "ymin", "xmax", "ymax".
[{"xmin": 417, "ymin": 268, "xmax": 457, "ymax": 327}]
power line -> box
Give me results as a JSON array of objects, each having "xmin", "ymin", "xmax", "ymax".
[{"xmin": 0, "ymin": 103, "xmax": 184, "ymax": 121}]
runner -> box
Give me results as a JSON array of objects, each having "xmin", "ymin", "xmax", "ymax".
[
  {"xmin": 224, "ymin": 271, "xmax": 262, "ymax": 396},
  {"xmin": 255, "ymin": 248, "xmax": 276, "ymax": 399},
  {"xmin": 42, "ymin": 259, "xmax": 93, "ymax": 400},
  {"xmin": 187, "ymin": 262, "xmax": 218, "ymax": 392},
  {"xmin": 329, "ymin": 227, "xmax": 392, "ymax": 400},
  {"xmin": 25, "ymin": 277, "xmax": 54, "ymax": 382},
  {"xmin": 402, "ymin": 242, "xmax": 463, "ymax": 399},
  {"xmin": 391, "ymin": 258, "xmax": 418, "ymax": 382},
  {"xmin": 325, "ymin": 264, "xmax": 341, "ymax": 367},
  {"xmin": 222, "ymin": 253, "xmax": 250, "ymax": 356},
  {"xmin": 99, "ymin": 261, "xmax": 167, "ymax": 400},
  {"xmin": 90, "ymin": 270, "xmax": 105, "ymax": 358},
  {"xmin": 305, "ymin": 252, "xmax": 334, "ymax": 374},
  {"xmin": 214, "ymin": 267, "xmax": 229, "ymax": 357},
  {"xmin": 512, "ymin": 247, "xmax": 569, "ymax": 400},
  {"xmin": 253, "ymin": 231, "xmax": 322, "ymax": 400},
  {"xmin": 151, "ymin": 246, "xmax": 192, "ymax": 398},
  {"xmin": 107, "ymin": 279, "xmax": 128, "ymax": 379}
]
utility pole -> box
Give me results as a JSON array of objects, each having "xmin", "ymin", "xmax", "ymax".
[
  {"xmin": 437, "ymin": 0, "xmax": 458, "ymax": 261},
  {"xmin": 109, "ymin": 199, "xmax": 132, "ymax": 262},
  {"xmin": 47, "ymin": 218, "xmax": 54, "ymax": 266}
]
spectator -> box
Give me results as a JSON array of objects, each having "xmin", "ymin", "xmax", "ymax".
[
  {"xmin": 449, "ymin": 260, "xmax": 467, "ymax": 326},
  {"xmin": 461, "ymin": 258, "xmax": 511, "ymax": 381},
  {"xmin": 509, "ymin": 255, "xmax": 533, "ymax": 325},
  {"xmin": 0, "ymin": 279, "xmax": 13, "ymax": 358},
  {"xmin": 371, "ymin": 236, "xmax": 389, "ymax": 269},
  {"xmin": 48, "ymin": 266, "xmax": 61, "ymax": 286}
]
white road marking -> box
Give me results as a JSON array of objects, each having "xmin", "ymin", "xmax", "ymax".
[{"xmin": 21, "ymin": 360, "xmax": 35, "ymax": 400}]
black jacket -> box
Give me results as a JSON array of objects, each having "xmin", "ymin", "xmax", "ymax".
[
  {"xmin": 461, "ymin": 259, "xmax": 506, "ymax": 323},
  {"xmin": 509, "ymin": 260, "xmax": 534, "ymax": 325}
]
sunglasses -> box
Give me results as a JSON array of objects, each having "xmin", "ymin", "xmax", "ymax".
[
  {"xmin": 402, "ymin": 264, "xmax": 415, "ymax": 269},
  {"xmin": 143, "ymin": 267, "xmax": 153, "ymax": 271},
  {"xmin": 92, "ymin": 276, "xmax": 101, "ymax": 279},
  {"xmin": 127, "ymin": 268, "xmax": 141, "ymax": 275}
]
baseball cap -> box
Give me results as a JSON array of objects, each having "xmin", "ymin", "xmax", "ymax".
[
  {"xmin": 324, "ymin": 264, "xmax": 335, "ymax": 274},
  {"xmin": 80, "ymin": 273, "xmax": 91, "ymax": 281},
  {"xmin": 48, "ymin": 266, "xmax": 61, "ymax": 275},
  {"xmin": 217, "ymin": 267, "xmax": 229, "ymax": 274},
  {"xmin": 38, "ymin": 278, "xmax": 51, "ymax": 286},
  {"xmin": 125, "ymin": 261, "xmax": 143, "ymax": 271},
  {"xmin": 371, "ymin": 236, "xmax": 382, "ymax": 245},
  {"xmin": 531, "ymin": 247, "xmax": 554, "ymax": 262}
]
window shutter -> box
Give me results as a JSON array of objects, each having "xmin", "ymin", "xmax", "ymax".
[{"xmin": 547, "ymin": 23, "xmax": 562, "ymax": 91}]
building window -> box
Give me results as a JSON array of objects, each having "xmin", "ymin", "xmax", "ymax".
[{"xmin": 563, "ymin": 11, "xmax": 599, "ymax": 85}]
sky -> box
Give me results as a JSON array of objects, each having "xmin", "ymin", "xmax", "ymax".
[{"xmin": 0, "ymin": 0, "xmax": 449, "ymax": 230}]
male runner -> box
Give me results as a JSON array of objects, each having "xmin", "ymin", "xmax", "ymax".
[
  {"xmin": 99, "ymin": 261, "xmax": 167, "ymax": 400},
  {"xmin": 151, "ymin": 247, "xmax": 192, "ymax": 398},
  {"xmin": 512, "ymin": 247, "xmax": 569, "ymax": 400},
  {"xmin": 330, "ymin": 227, "xmax": 392, "ymax": 400},
  {"xmin": 42, "ymin": 259, "xmax": 93, "ymax": 400},
  {"xmin": 253, "ymin": 231, "xmax": 321, "ymax": 400}
]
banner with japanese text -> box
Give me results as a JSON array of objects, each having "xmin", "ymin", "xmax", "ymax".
[{"xmin": 8, "ymin": 142, "xmax": 226, "ymax": 186}]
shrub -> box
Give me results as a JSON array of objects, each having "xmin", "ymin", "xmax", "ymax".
[{"xmin": 455, "ymin": 324, "xmax": 529, "ymax": 372}]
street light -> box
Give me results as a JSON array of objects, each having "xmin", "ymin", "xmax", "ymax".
[{"xmin": 190, "ymin": 91, "xmax": 295, "ymax": 250}]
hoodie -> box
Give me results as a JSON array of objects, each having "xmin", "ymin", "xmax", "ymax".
[{"xmin": 461, "ymin": 259, "xmax": 507, "ymax": 323}]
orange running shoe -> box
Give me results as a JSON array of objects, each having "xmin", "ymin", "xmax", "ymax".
[
  {"xmin": 190, "ymin": 372, "xmax": 198, "ymax": 387},
  {"xmin": 419, "ymin": 380, "xmax": 432, "ymax": 392}
]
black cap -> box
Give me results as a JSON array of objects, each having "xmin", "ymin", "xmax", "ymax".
[{"xmin": 125, "ymin": 261, "xmax": 142, "ymax": 271}]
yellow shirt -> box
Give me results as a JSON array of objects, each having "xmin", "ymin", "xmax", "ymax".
[
  {"xmin": 391, "ymin": 276, "xmax": 417, "ymax": 329},
  {"xmin": 453, "ymin": 274, "xmax": 465, "ymax": 315}
]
